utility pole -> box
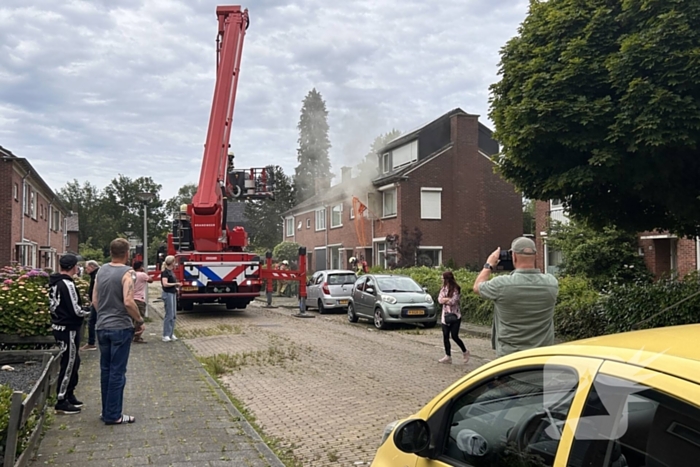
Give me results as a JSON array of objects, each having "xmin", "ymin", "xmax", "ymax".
[{"xmin": 137, "ymin": 192, "xmax": 155, "ymax": 317}]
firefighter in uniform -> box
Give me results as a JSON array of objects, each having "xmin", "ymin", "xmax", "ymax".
[{"xmin": 278, "ymin": 260, "xmax": 290, "ymax": 296}]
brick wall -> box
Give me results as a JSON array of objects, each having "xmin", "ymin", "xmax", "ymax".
[{"xmin": 0, "ymin": 160, "xmax": 69, "ymax": 269}]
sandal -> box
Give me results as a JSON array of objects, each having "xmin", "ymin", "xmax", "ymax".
[{"xmin": 105, "ymin": 414, "xmax": 135, "ymax": 425}]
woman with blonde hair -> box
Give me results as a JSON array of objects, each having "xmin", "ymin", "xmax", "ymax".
[{"xmin": 160, "ymin": 256, "xmax": 181, "ymax": 342}]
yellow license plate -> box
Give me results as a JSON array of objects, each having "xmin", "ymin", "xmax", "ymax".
[
  {"xmin": 339, "ymin": 300, "xmax": 348, "ymax": 305},
  {"xmin": 181, "ymin": 286, "xmax": 198, "ymax": 292},
  {"xmin": 407, "ymin": 309, "xmax": 424, "ymax": 316}
]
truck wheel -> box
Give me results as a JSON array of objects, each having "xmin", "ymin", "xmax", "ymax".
[
  {"xmin": 176, "ymin": 299, "xmax": 183, "ymax": 311},
  {"xmin": 182, "ymin": 301, "xmax": 194, "ymax": 311},
  {"xmin": 225, "ymin": 300, "xmax": 236, "ymax": 310}
]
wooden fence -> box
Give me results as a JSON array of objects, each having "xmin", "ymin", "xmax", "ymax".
[{"xmin": 1, "ymin": 349, "xmax": 61, "ymax": 467}]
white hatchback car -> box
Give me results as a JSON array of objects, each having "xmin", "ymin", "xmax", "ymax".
[{"xmin": 304, "ymin": 270, "xmax": 357, "ymax": 314}]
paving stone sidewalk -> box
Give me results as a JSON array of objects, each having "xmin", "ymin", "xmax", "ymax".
[{"xmin": 30, "ymin": 299, "xmax": 284, "ymax": 467}]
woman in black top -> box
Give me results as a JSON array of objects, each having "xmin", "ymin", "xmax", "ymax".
[{"xmin": 160, "ymin": 255, "xmax": 181, "ymax": 342}]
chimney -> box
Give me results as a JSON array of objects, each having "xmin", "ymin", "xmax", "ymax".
[{"xmin": 341, "ymin": 166, "xmax": 352, "ymax": 184}]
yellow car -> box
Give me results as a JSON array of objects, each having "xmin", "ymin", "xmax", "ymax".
[{"xmin": 372, "ymin": 324, "xmax": 700, "ymax": 467}]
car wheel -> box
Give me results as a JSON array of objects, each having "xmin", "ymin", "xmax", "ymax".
[
  {"xmin": 374, "ymin": 308, "xmax": 387, "ymax": 330},
  {"xmin": 318, "ymin": 300, "xmax": 327, "ymax": 314},
  {"xmin": 347, "ymin": 303, "xmax": 358, "ymax": 323},
  {"xmin": 423, "ymin": 321, "xmax": 437, "ymax": 329}
]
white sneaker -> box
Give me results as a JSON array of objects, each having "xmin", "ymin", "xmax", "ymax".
[
  {"xmin": 170, "ymin": 335, "xmax": 178, "ymax": 341},
  {"xmin": 162, "ymin": 336, "xmax": 171, "ymax": 342}
]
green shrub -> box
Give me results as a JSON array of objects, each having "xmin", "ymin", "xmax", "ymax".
[
  {"xmin": 272, "ymin": 242, "xmax": 302, "ymax": 264},
  {"xmin": 553, "ymin": 276, "xmax": 603, "ymax": 339},
  {"xmin": 0, "ymin": 384, "xmax": 41, "ymax": 461},
  {"xmin": 601, "ymin": 271, "xmax": 700, "ymax": 334},
  {"xmin": 0, "ymin": 265, "xmax": 89, "ymax": 337}
]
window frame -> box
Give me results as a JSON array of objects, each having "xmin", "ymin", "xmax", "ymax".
[
  {"xmin": 285, "ymin": 217, "xmax": 294, "ymax": 237},
  {"xmin": 331, "ymin": 203, "xmax": 343, "ymax": 228},
  {"xmin": 306, "ymin": 218, "xmax": 311, "ymax": 229},
  {"xmin": 382, "ymin": 153, "xmax": 390, "ymax": 173},
  {"xmin": 416, "ymin": 247, "xmax": 442, "ymax": 267},
  {"xmin": 315, "ymin": 208, "xmax": 326, "ymax": 231},
  {"xmin": 420, "ymin": 188, "xmax": 442, "ymax": 220},
  {"xmin": 13, "ymin": 183, "xmax": 18, "ymax": 201},
  {"xmin": 382, "ymin": 188, "xmax": 397, "ymax": 218}
]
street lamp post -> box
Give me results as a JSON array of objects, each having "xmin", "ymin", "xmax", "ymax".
[{"xmin": 137, "ymin": 192, "xmax": 155, "ymax": 317}]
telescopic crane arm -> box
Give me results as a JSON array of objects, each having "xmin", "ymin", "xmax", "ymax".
[{"xmin": 190, "ymin": 6, "xmax": 249, "ymax": 252}]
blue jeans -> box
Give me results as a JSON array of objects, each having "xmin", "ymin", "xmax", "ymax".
[
  {"xmin": 97, "ymin": 328, "xmax": 133, "ymax": 423},
  {"xmin": 162, "ymin": 292, "xmax": 177, "ymax": 338}
]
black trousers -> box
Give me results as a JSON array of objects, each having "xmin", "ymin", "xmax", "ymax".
[
  {"xmin": 442, "ymin": 320, "xmax": 467, "ymax": 357},
  {"xmin": 53, "ymin": 328, "xmax": 81, "ymax": 401}
]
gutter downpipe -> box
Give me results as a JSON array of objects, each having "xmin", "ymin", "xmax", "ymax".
[
  {"xmin": 325, "ymin": 205, "xmax": 329, "ymax": 269},
  {"xmin": 47, "ymin": 199, "xmax": 53, "ymax": 269},
  {"xmin": 20, "ymin": 173, "xmax": 30, "ymax": 265},
  {"xmin": 696, "ymin": 236, "xmax": 700, "ymax": 271}
]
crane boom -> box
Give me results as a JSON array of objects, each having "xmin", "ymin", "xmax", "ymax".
[{"xmin": 190, "ymin": 5, "xmax": 248, "ymax": 252}]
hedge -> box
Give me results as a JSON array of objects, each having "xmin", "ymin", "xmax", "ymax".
[{"xmin": 376, "ymin": 267, "xmax": 700, "ymax": 341}]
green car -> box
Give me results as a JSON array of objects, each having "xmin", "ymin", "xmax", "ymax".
[{"xmin": 347, "ymin": 274, "xmax": 437, "ymax": 330}]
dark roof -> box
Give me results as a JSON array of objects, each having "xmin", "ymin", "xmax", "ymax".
[
  {"xmin": 372, "ymin": 108, "xmax": 498, "ymax": 186},
  {"xmin": 0, "ymin": 145, "xmax": 70, "ymax": 214},
  {"xmin": 66, "ymin": 214, "xmax": 79, "ymax": 232}
]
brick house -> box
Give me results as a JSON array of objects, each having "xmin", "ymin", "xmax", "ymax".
[
  {"xmin": 0, "ymin": 146, "xmax": 74, "ymax": 270},
  {"xmin": 282, "ymin": 108, "xmax": 523, "ymax": 272},
  {"xmin": 535, "ymin": 200, "xmax": 700, "ymax": 278}
]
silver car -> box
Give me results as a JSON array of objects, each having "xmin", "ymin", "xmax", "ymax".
[
  {"xmin": 305, "ymin": 270, "xmax": 357, "ymax": 314},
  {"xmin": 347, "ymin": 274, "xmax": 437, "ymax": 330}
]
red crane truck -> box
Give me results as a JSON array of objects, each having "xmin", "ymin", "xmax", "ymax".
[{"xmin": 163, "ymin": 5, "xmax": 306, "ymax": 312}]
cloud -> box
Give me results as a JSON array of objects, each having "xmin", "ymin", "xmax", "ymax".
[{"xmin": 0, "ymin": 0, "xmax": 528, "ymax": 199}]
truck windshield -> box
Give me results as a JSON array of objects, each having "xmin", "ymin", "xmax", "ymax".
[{"xmin": 328, "ymin": 274, "xmax": 357, "ymax": 285}]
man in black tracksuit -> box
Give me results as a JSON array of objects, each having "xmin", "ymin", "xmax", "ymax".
[{"xmin": 50, "ymin": 254, "xmax": 90, "ymax": 414}]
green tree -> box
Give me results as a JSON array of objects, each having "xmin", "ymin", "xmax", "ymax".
[
  {"xmin": 57, "ymin": 180, "xmax": 109, "ymax": 246},
  {"xmin": 165, "ymin": 183, "xmax": 198, "ymax": 220},
  {"xmin": 78, "ymin": 237, "xmax": 107, "ymax": 264},
  {"xmin": 357, "ymin": 129, "xmax": 402, "ymax": 180},
  {"xmin": 547, "ymin": 219, "xmax": 652, "ymax": 289},
  {"xmin": 272, "ymin": 241, "xmax": 301, "ymax": 264},
  {"xmin": 245, "ymin": 166, "xmax": 295, "ymax": 251},
  {"xmin": 101, "ymin": 175, "xmax": 169, "ymax": 254},
  {"xmin": 293, "ymin": 88, "xmax": 332, "ymax": 203},
  {"xmin": 489, "ymin": 0, "xmax": 700, "ymax": 237}
]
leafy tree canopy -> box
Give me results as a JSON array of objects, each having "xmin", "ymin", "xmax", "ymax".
[
  {"xmin": 293, "ymin": 88, "xmax": 332, "ymax": 203},
  {"xmin": 490, "ymin": 0, "xmax": 700, "ymax": 237},
  {"xmin": 165, "ymin": 183, "xmax": 198, "ymax": 219}
]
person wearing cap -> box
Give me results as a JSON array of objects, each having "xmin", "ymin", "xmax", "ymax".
[
  {"xmin": 50, "ymin": 254, "xmax": 91, "ymax": 414},
  {"xmin": 473, "ymin": 237, "xmax": 558, "ymax": 358}
]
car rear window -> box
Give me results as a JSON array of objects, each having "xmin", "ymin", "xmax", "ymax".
[{"xmin": 328, "ymin": 273, "xmax": 356, "ymax": 285}]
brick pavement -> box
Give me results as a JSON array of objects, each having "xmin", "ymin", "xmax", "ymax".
[
  {"xmin": 174, "ymin": 295, "xmax": 498, "ymax": 466},
  {"xmin": 29, "ymin": 296, "xmax": 284, "ymax": 467}
]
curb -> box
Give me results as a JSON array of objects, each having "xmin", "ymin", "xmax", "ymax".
[{"xmin": 150, "ymin": 299, "xmax": 286, "ymax": 467}]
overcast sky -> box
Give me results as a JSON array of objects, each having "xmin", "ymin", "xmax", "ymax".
[{"xmin": 0, "ymin": 0, "xmax": 529, "ymax": 200}]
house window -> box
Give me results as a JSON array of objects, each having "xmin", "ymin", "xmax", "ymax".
[
  {"xmin": 13, "ymin": 183, "xmax": 18, "ymax": 201},
  {"xmin": 16, "ymin": 243, "xmax": 37, "ymax": 268},
  {"xmin": 23, "ymin": 185, "xmax": 28, "ymax": 215},
  {"xmin": 391, "ymin": 140, "xmax": 418, "ymax": 169},
  {"xmin": 417, "ymin": 248, "xmax": 442, "ymax": 267},
  {"xmin": 420, "ymin": 188, "xmax": 442, "ymax": 220},
  {"xmin": 382, "ymin": 188, "xmax": 397, "ymax": 218},
  {"xmin": 297, "ymin": 221, "xmax": 302, "ymax": 231},
  {"xmin": 40, "ymin": 203, "xmax": 43, "ymax": 219},
  {"xmin": 286, "ymin": 218, "xmax": 294, "ymax": 237},
  {"xmin": 52, "ymin": 209, "xmax": 60, "ymax": 231},
  {"xmin": 375, "ymin": 241, "xmax": 396, "ymax": 268},
  {"xmin": 315, "ymin": 208, "xmax": 326, "ymax": 231},
  {"xmin": 382, "ymin": 153, "xmax": 390, "ymax": 173},
  {"xmin": 544, "ymin": 241, "xmax": 563, "ymax": 274},
  {"xmin": 350, "ymin": 207, "xmax": 355, "ymax": 219},
  {"xmin": 331, "ymin": 204, "xmax": 342, "ymax": 228},
  {"xmin": 30, "ymin": 190, "xmax": 36, "ymax": 219},
  {"xmin": 306, "ymin": 218, "xmax": 311, "ymax": 229},
  {"xmin": 551, "ymin": 199, "xmax": 564, "ymax": 209}
]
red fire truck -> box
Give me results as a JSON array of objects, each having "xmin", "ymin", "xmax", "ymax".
[{"xmin": 163, "ymin": 5, "xmax": 306, "ymax": 312}]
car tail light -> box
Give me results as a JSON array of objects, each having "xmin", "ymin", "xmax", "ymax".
[{"xmin": 322, "ymin": 282, "xmax": 330, "ymax": 294}]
